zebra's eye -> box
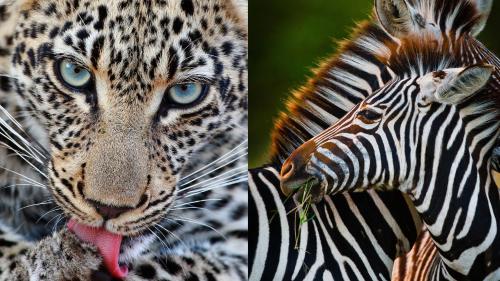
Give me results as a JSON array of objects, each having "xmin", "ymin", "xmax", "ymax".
[
  {"xmin": 357, "ymin": 109, "xmax": 382, "ymax": 121},
  {"xmin": 167, "ymin": 83, "xmax": 209, "ymax": 106},
  {"xmin": 58, "ymin": 59, "xmax": 92, "ymax": 89}
]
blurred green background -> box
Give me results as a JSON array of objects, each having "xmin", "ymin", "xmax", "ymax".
[{"xmin": 249, "ymin": 0, "xmax": 500, "ymax": 167}]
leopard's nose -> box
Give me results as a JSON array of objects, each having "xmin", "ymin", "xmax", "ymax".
[{"xmin": 88, "ymin": 200, "xmax": 132, "ymax": 220}]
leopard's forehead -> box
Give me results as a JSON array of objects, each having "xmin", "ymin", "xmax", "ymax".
[{"xmin": 16, "ymin": 0, "xmax": 246, "ymax": 101}]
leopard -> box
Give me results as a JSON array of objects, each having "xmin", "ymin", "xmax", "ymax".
[{"xmin": 0, "ymin": 0, "xmax": 248, "ymax": 280}]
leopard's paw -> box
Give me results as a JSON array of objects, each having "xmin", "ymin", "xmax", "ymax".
[{"xmin": 23, "ymin": 229, "xmax": 102, "ymax": 280}]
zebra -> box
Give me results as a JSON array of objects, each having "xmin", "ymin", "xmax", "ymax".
[
  {"xmin": 251, "ymin": 0, "xmax": 496, "ymax": 279},
  {"xmin": 249, "ymin": 22, "xmax": 422, "ymax": 281},
  {"xmin": 249, "ymin": 164, "xmax": 420, "ymax": 280},
  {"xmin": 280, "ymin": 38, "xmax": 500, "ymax": 279}
]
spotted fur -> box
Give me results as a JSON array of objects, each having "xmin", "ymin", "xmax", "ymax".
[{"xmin": 0, "ymin": 0, "xmax": 248, "ymax": 280}]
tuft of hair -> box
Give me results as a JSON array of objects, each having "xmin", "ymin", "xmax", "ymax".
[
  {"xmin": 379, "ymin": 35, "xmax": 461, "ymax": 76},
  {"xmin": 269, "ymin": 20, "xmax": 393, "ymax": 164}
]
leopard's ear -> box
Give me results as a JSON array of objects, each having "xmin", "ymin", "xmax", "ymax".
[
  {"xmin": 1, "ymin": 0, "xmax": 34, "ymax": 13},
  {"xmin": 0, "ymin": 0, "xmax": 21, "ymax": 11},
  {"xmin": 1, "ymin": 0, "xmax": 31, "ymax": 9},
  {"xmin": 0, "ymin": 0, "xmax": 22, "ymax": 73},
  {"xmin": 227, "ymin": 0, "xmax": 247, "ymax": 27}
]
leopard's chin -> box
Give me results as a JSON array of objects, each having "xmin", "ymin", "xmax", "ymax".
[{"xmin": 119, "ymin": 233, "xmax": 155, "ymax": 264}]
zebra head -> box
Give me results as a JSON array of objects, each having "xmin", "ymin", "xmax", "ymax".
[{"xmin": 280, "ymin": 64, "xmax": 496, "ymax": 198}]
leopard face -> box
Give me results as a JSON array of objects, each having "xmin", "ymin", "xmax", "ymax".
[{"xmin": 9, "ymin": 0, "xmax": 247, "ymax": 236}]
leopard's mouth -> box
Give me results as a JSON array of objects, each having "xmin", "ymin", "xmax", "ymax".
[{"xmin": 68, "ymin": 218, "xmax": 156, "ymax": 278}]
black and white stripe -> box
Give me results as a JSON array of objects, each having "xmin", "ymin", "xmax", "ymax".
[
  {"xmin": 252, "ymin": 1, "xmax": 500, "ymax": 280},
  {"xmin": 249, "ymin": 165, "xmax": 419, "ymax": 281},
  {"xmin": 281, "ymin": 56, "xmax": 499, "ymax": 279},
  {"xmin": 249, "ymin": 15, "xmax": 425, "ymax": 281}
]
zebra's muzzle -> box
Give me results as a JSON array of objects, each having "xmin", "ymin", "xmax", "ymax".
[{"xmin": 280, "ymin": 140, "xmax": 319, "ymax": 196}]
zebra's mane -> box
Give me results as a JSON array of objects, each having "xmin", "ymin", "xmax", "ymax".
[
  {"xmin": 380, "ymin": 35, "xmax": 462, "ymax": 76},
  {"xmin": 269, "ymin": 0, "xmax": 493, "ymax": 164},
  {"xmin": 269, "ymin": 20, "xmax": 393, "ymax": 164}
]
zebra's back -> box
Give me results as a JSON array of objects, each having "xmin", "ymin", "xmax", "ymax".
[{"xmin": 249, "ymin": 165, "xmax": 420, "ymax": 281}]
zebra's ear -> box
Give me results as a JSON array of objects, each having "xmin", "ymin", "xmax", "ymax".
[
  {"xmin": 375, "ymin": 0, "xmax": 413, "ymax": 37},
  {"xmin": 419, "ymin": 65, "xmax": 493, "ymax": 105},
  {"xmin": 470, "ymin": 0, "xmax": 493, "ymax": 36}
]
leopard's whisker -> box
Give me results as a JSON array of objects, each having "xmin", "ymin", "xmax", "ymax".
[
  {"xmin": 0, "ymin": 106, "xmax": 50, "ymax": 181},
  {"xmin": 179, "ymin": 155, "xmax": 248, "ymax": 192},
  {"xmin": 0, "ymin": 166, "xmax": 47, "ymax": 188},
  {"xmin": 151, "ymin": 225, "xmax": 170, "ymax": 246},
  {"xmin": 189, "ymin": 164, "xmax": 246, "ymax": 186},
  {"xmin": 0, "ymin": 142, "xmax": 48, "ymax": 179},
  {"xmin": 0, "ymin": 128, "xmax": 45, "ymax": 164},
  {"xmin": 71, "ymin": 1, "xmax": 90, "ymax": 31},
  {"xmin": 148, "ymin": 226, "xmax": 171, "ymax": 251},
  {"xmin": 167, "ymin": 216, "xmax": 225, "ymax": 239},
  {"xmin": 184, "ymin": 176, "xmax": 247, "ymax": 198},
  {"xmin": 0, "ymin": 140, "xmax": 43, "ymax": 173},
  {"xmin": 183, "ymin": 176, "xmax": 247, "ymax": 198},
  {"xmin": 0, "ymin": 183, "xmax": 45, "ymax": 189},
  {"xmin": 4, "ymin": 150, "xmax": 38, "ymax": 161},
  {"xmin": 172, "ymin": 198, "xmax": 221, "ymax": 208},
  {"xmin": 35, "ymin": 206, "xmax": 62, "ymax": 224},
  {"xmin": 178, "ymin": 139, "xmax": 247, "ymax": 184},
  {"xmin": 178, "ymin": 152, "xmax": 247, "ymax": 189},
  {"xmin": 170, "ymin": 206, "xmax": 210, "ymax": 211},
  {"xmin": 13, "ymin": 110, "xmax": 38, "ymax": 119},
  {"xmin": 154, "ymin": 223, "xmax": 188, "ymax": 250},
  {"xmin": 45, "ymin": 213, "xmax": 63, "ymax": 229},
  {"xmin": 0, "ymin": 105, "xmax": 29, "ymax": 134},
  {"xmin": 0, "ymin": 105, "xmax": 48, "ymax": 159},
  {"xmin": 17, "ymin": 199, "xmax": 54, "ymax": 211},
  {"xmin": 0, "ymin": 127, "xmax": 48, "ymax": 177},
  {"xmin": 181, "ymin": 168, "xmax": 247, "ymax": 195},
  {"xmin": 229, "ymin": 123, "xmax": 247, "ymax": 131},
  {"xmin": 179, "ymin": 164, "xmax": 247, "ymax": 192},
  {"xmin": 51, "ymin": 214, "xmax": 66, "ymax": 233}
]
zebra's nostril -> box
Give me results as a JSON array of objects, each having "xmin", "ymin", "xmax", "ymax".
[
  {"xmin": 281, "ymin": 140, "xmax": 317, "ymax": 181},
  {"xmin": 280, "ymin": 160, "xmax": 295, "ymax": 179},
  {"xmin": 88, "ymin": 200, "xmax": 133, "ymax": 220},
  {"xmin": 280, "ymin": 140, "xmax": 319, "ymax": 196}
]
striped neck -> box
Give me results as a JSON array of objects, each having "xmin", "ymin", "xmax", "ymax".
[{"xmin": 408, "ymin": 103, "xmax": 499, "ymax": 278}]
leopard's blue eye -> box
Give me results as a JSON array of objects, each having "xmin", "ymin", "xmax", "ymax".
[
  {"xmin": 167, "ymin": 83, "xmax": 207, "ymax": 106},
  {"xmin": 58, "ymin": 59, "xmax": 91, "ymax": 88}
]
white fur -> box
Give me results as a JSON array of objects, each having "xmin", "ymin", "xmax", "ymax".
[{"xmin": 417, "ymin": 65, "xmax": 493, "ymax": 105}]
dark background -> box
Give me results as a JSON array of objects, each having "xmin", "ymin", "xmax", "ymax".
[{"xmin": 249, "ymin": 0, "xmax": 500, "ymax": 167}]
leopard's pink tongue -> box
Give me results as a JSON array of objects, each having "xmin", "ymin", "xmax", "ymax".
[{"xmin": 67, "ymin": 219, "xmax": 128, "ymax": 279}]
